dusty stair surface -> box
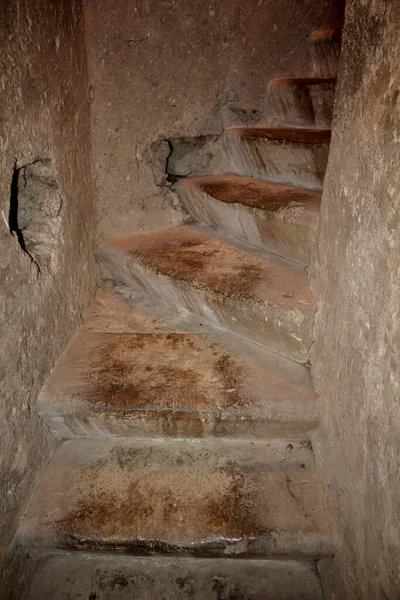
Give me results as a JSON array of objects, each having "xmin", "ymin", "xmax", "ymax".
[
  {"xmin": 20, "ymin": 438, "xmax": 333, "ymax": 557},
  {"xmin": 19, "ymin": 41, "xmax": 339, "ymax": 599}
]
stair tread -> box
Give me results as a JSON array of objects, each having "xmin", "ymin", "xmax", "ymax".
[
  {"xmin": 39, "ymin": 306, "xmax": 318, "ymax": 437},
  {"xmin": 21, "ymin": 438, "xmax": 333, "ymax": 558},
  {"xmin": 177, "ymin": 175, "xmax": 321, "ymax": 213},
  {"xmin": 228, "ymin": 126, "xmax": 331, "ymax": 144},
  {"xmin": 24, "ymin": 551, "xmax": 325, "ymax": 600},
  {"xmin": 99, "ymin": 225, "xmax": 315, "ymax": 316}
]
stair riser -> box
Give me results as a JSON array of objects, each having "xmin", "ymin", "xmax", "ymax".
[
  {"xmin": 177, "ymin": 185, "xmax": 318, "ymax": 265},
  {"xmin": 99, "ymin": 249, "xmax": 314, "ymax": 363},
  {"xmin": 22, "ymin": 532, "xmax": 332, "ymax": 559},
  {"xmin": 23, "ymin": 553, "xmax": 325, "ymax": 600},
  {"xmin": 40, "ymin": 408, "xmax": 318, "ymax": 440},
  {"xmin": 310, "ymin": 38, "xmax": 340, "ymax": 78},
  {"xmin": 268, "ymin": 83, "xmax": 335, "ymax": 128},
  {"xmin": 309, "ymin": 84, "xmax": 336, "ymax": 127},
  {"xmin": 224, "ymin": 134, "xmax": 329, "ymax": 188}
]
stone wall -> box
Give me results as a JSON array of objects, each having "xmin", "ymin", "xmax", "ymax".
[
  {"xmin": 84, "ymin": 0, "xmax": 344, "ymax": 238},
  {"xmin": 0, "ymin": 0, "xmax": 97, "ymax": 589},
  {"xmin": 311, "ymin": 1, "xmax": 400, "ymax": 597}
]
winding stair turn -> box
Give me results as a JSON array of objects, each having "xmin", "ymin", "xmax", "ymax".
[{"xmin": 20, "ymin": 30, "xmax": 340, "ymax": 600}]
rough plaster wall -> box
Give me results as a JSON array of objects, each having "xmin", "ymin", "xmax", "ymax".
[
  {"xmin": 311, "ymin": 1, "xmax": 400, "ymax": 597},
  {"xmin": 0, "ymin": 0, "xmax": 97, "ymax": 589},
  {"xmin": 84, "ymin": 0, "xmax": 344, "ymax": 239}
]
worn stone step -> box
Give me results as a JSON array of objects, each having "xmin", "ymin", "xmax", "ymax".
[
  {"xmin": 22, "ymin": 551, "xmax": 325, "ymax": 599},
  {"xmin": 97, "ymin": 225, "xmax": 315, "ymax": 362},
  {"xmin": 39, "ymin": 313, "xmax": 318, "ymax": 439},
  {"xmin": 309, "ymin": 28, "xmax": 341, "ymax": 78},
  {"xmin": 20, "ymin": 438, "xmax": 333, "ymax": 559},
  {"xmin": 175, "ymin": 175, "xmax": 321, "ymax": 265},
  {"xmin": 167, "ymin": 127, "xmax": 330, "ymax": 189},
  {"xmin": 223, "ymin": 127, "xmax": 330, "ymax": 188},
  {"xmin": 267, "ymin": 76, "xmax": 336, "ymax": 128}
]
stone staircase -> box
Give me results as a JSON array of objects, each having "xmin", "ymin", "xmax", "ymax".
[{"xmin": 19, "ymin": 30, "xmax": 339, "ymax": 600}]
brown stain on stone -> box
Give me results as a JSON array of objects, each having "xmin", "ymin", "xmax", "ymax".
[
  {"xmin": 84, "ymin": 333, "xmax": 245, "ymax": 411},
  {"xmin": 181, "ymin": 175, "xmax": 321, "ymax": 212},
  {"xmin": 50, "ymin": 453, "xmax": 265, "ymax": 549},
  {"xmin": 206, "ymin": 469, "xmax": 264, "ymax": 538},
  {"xmin": 127, "ymin": 232, "xmax": 266, "ymax": 301}
]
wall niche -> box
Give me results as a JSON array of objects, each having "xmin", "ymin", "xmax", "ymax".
[{"xmin": 9, "ymin": 158, "xmax": 64, "ymax": 274}]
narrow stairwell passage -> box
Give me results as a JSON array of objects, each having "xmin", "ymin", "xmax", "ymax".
[{"xmin": 19, "ymin": 30, "xmax": 340, "ymax": 600}]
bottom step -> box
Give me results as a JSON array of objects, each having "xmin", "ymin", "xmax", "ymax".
[
  {"xmin": 20, "ymin": 438, "xmax": 332, "ymax": 559},
  {"xmin": 23, "ymin": 551, "xmax": 325, "ymax": 600}
]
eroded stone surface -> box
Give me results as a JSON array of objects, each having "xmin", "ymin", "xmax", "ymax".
[
  {"xmin": 20, "ymin": 438, "xmax": 332, "ymax": 558},
  {"xmin": 98, "ymin": 226, "xmax": 315, "ymax": 362}
]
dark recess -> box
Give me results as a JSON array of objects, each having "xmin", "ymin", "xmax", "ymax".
[{"xmin": 8, "ymin": 164, "xmax": 27, "ymax": 253}]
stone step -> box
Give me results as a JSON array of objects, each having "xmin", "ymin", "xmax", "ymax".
[
  {"xmin": 267, "ymin": 76, "xmax": 336, "ymax": 128},
  {"xmin": 23, "ymin": 551, "xmax": 325, "ymax": 599},
  {"xmin": 20, "ymin": 438, "xmax": 333, "ymax": 559},
  {"xmin": 97, "ymin": 225, "xmax": 315, "ymax": 363},
  {"xmin": 167, "ymin": 127, "xmax": 330, "ymax": 188},
  {"xmin": 224, "ymin": 127, "xmax": 331, "ymax": 188},
  {"xmin": 175, "ymin": 175, "xmax": 321, "ymax": 266},
  {"xmin": 308, "ymin": 28, "xmax": 341, "ymax": 78},
  {"xmin": 39, "ymin": 306, "xmax": 318, "ymax": 439}
]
